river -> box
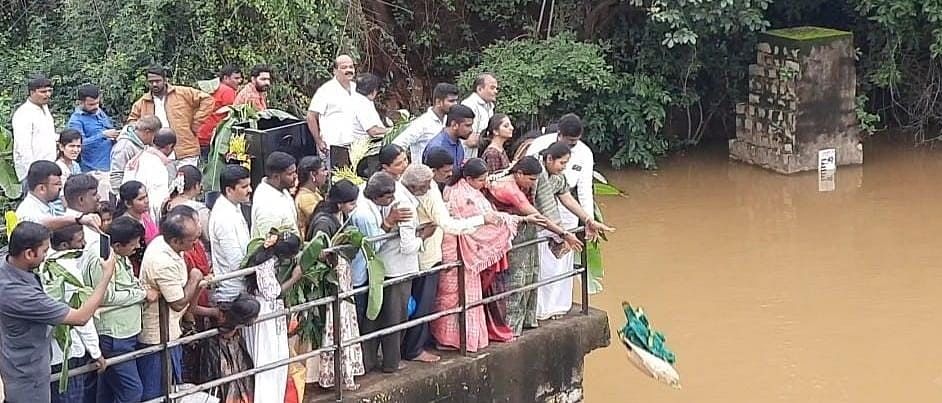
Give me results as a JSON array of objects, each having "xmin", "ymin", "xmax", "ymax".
[{"xmin": 583, "ymin": 138, "xmax": 942, "ymax": 402}]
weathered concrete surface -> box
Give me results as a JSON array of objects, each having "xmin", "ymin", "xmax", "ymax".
[
  {"xmin": 306, "ymin": 306, "xmax": 610, "ymax": 403},
  {"xmin": 730, "ymin": 26, "xmax": 863, "ymax": 174}
]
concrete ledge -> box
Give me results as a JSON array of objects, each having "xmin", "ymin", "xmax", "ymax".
[{"xmin": 306, "ymin": 306, "xmax": 610, "ymax": 403}]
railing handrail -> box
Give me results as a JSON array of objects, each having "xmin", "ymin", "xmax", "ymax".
[{"xmin": 51, "ymin": 225, "xmax": 592, "ymax": 403}]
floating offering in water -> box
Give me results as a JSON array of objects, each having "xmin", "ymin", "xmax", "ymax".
[{"xmin": 618, "ymin": 301, "xmax": 681, "ymax": 389}]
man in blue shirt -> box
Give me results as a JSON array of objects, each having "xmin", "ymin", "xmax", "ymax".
[
  {"xmin": 422, "ymin": 104, "xmax": 475, "ymax": 172},
  {"xmin": 68, "ymin": 84, "xmax": 118, "ymax": 172}
]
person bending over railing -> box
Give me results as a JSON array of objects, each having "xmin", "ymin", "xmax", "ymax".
[
  {"xmin": 242, "ymin": 230, "xmax": 303, "ymax": 403},
  {"xmin": 137, "ymin": 206, "xmax": 207, "ymax": 400}
]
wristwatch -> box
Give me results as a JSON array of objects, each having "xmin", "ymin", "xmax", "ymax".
[{"xmin": 75, "ymin": 212, "xmax": 85, "ymax": 224}]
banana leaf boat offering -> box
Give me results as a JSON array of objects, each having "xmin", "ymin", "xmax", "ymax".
[{"xmin": 617, "ymin": 301, "xmax": 681, "ymax": 388}]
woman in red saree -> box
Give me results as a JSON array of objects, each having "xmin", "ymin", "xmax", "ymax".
[{"xmin": 432, "ymin": 158, "xmax": 519, "ymax": 351}]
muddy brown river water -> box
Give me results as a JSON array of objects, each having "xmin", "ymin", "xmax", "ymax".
[{"xmin": 583, "ymin": 138, "xmax": 942, "ymax": 402}]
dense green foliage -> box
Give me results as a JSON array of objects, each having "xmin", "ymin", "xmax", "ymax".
[
  {"xmin": 2, "ymin": 0, "xmax": 942, "ymax": 177},
  {"xmin": 0, "ymin": 0, "xmax": 346, "ymax": 122}
]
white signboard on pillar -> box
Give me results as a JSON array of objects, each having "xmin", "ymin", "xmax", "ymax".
[{"xmin": 818, "ymin": 148, "xmax": 836, "ymax": 192}]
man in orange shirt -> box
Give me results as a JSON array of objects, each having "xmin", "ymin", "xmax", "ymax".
[
  {"xmin": 234, "ymin": 64, "xmax": 272, "ymax": 111},
  {"xmin": 197, "ymin": 65, "xmax": 242, "ymax": 161},
  {"xmin": 127, "ymin": 65, "xmax": 214, "ymax": 168}
]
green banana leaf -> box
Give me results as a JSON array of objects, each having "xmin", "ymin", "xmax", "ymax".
[
  {"xmin": 0, "ymin": 127, "xmax": 21, "ymax": 198},
  {"xmin": 381, "ymin": 110, "xmax": 414, "ymax": 145},
  {"xmin": 196, "ymin": 77, "xmax": 220, "ymax": 94},
  {"xmin": 53, "ymin": 321, "xmax": 73, "ymax": 391},
  {"xmin": 593, "ymin": 182, "xmax": 623, "ymax": 196},
  {"xmin": 362, "ymin": 240, "xmax": 386, "ymax": 321},
  {"xmin": 201, "ymin": 106, "xmax": 296, "ymax": 192},
  {"xmin": 41, "ymin": 252, "xmax": 90, "ymax": 392}
]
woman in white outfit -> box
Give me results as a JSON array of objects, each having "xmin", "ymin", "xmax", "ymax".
[
  {"xmin": 531, "ymin": 142, "xmax": 614, "ymax": 319},
  {"xmin": 241, "ymin": 231, "xmax": 303, "ymax": 403}
]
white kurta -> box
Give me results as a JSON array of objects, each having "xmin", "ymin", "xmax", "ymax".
[
  {"xmin": 122, "ymin": 149, "xmax": 174, "ymax": 220},
  {"xmin": 241, "ymin": 258, "xmax": 288, "ymax": 403},
  {"xmin": 12, "ymin": 100, "xmax": 57, "ymax": 181}
]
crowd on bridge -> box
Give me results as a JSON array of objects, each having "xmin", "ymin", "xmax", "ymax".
[{"xmin": 0, "ymin": 54, "xmax": 613, "ymax": 403}]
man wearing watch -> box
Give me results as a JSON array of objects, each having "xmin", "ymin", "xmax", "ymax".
[{"xmin": 15, "ymin": 161, "xmax": 102, "ymax": 231}]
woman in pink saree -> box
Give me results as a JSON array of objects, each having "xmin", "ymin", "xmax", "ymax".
[{"xmin": 432, "ymin": 158, "xmax": 520, "ymax": 351}]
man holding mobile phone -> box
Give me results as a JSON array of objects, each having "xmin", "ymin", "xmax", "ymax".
[{"xmin": 0, "ymin": 222, "xmax": 117, "ymax": 403}]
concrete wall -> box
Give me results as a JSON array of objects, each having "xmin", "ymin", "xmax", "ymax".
[{"xmin": 307, "ymin": 307, "xmax": 610, "ymax": 403}]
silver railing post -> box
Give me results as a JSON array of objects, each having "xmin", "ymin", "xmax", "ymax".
[
  {"xmin": 456, "ymin": 243, "xmax": 468, "ymax": 356},
  {"xmin": 158, "ymin": 297, "xmax": 173, "ymax": 402},
  {"xmin": 333, "ymin": 279, "xmax": 343, "ymax": 402},
  {"xmin": 579, "ymin": 228, "xmax": 589, "ymax": 315}
]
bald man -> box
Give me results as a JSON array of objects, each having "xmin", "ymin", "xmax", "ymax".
[
  {"xmin": 306, "ymin": 54, "xmax": 358, "ymax": 168},
  {"xmin": 460, "ymin": 73, "xmax": 498, "ymax": 160}
]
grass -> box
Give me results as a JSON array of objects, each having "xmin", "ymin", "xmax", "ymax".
[{"xmin": 765, "ymin": 26, "xmax": 851, "ymax": 41}]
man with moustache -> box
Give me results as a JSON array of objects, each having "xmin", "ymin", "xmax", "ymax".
[
  {"xmin": 234, "ymin": 64, "xmax": 272, "ymax": 111},
  {"xmin": 459, "ymin": 73, "xmax": 499, "ymax": 160},
  {"xmin": 12, "ymin": 74, "xmax": 57, "ymax": 183},
  {"xmin": 127, "ymin": 65, "xmax": 214, "ymax": 168},
  {"xmin": 306, "ymin": 54, "xmax": 357, "ymax": 168},
  {"xmin": 421, "ymin": 104, "xmax": 475, "ymax": 173}
]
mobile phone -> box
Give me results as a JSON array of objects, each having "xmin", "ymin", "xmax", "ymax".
[{"xmin": 99, "ymin": 233, "xmax": 111, "ymax": 259}]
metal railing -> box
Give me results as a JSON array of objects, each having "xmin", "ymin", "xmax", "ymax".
[{"xmin": 52, "ymin": 226, "xmax": 591, "ymax": 403}]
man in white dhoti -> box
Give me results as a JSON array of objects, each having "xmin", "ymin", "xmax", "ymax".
[{"xmin": 527, "ymin": 114, "xmax": 613, "ymax": 319}]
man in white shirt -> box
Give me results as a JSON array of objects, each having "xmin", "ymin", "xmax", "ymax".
[
  {"xmin": 306, "ymin": 54, "xmax": 357, "ymax": 168},
  {"xmin": 62, "ymin": 174, "xmax": 105, "ymax": 253},
  {"xmin": 460, "ymin": 73, "xmax": 499, "ymax": 160},
  {"xmin": 122, "ymin": 129, "xmax": 177, "ymax": 219},
  {"xmin": 526, "ymin": 114, "xmax": 599, "ymax": 316},
  {"xmin": 44, "ymin": 225, "xmax": 105, "ymax": 402},
  {"xmin": 352, "ymin": 171, "xmax": 419, "ymax": 373},
  {"xmin": 209, "ymin": 165, "xmax": 253, "ymax": 303},
  {"xmin": 351, "ymin": 73, "xmax": 387, "ymax": 141},
  {"xmin": 526, "ymin": 113, "xmax": 595, "ymax": 230},
  {"xmin": 12, "ymin": 75, "xmax": 57, "ymax": 182},
  {"xmin": 251, "ymin": 151, "xmax": 299, "ymax": 238},
  {"xmin": 16, "ymin": 161, "xmax": 102, "ymax": 231},
  {"xmin": 393, "ymin": 83, "xmax": 459, "ymax": 164}
]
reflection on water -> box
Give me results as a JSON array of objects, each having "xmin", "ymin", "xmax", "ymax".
[{"xmin": 584, "ymin": 138, "xmax": 942, "ymax": 403}]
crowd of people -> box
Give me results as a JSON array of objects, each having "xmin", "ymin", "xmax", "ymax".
[{"xmin": 0, "ymin": 54, "xmax": 613, "ymax": 403}]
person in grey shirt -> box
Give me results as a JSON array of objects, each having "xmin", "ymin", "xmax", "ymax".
[
  {"xmin": 110, "ymin": 115, "xmax": 160, "ymax": 194},
  {"xmin": 0, "ymin": 222, "xmax": 116, "ymax": 403}
]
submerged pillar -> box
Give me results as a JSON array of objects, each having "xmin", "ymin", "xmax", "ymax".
[{"xmin": 729, "ymin": 26, "xmax": 863, "ymax": 174}]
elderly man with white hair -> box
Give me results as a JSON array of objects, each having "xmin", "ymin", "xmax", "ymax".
[{"xmin": 397, "ymin": 164, "xmax": 498, "ymax": 362}]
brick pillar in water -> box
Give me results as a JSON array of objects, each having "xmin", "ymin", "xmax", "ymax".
[{"xmin": 729, "ymin": 26, "xmax": 863, "ymax": 174}]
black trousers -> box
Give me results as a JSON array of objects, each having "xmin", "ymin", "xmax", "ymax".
[
  {"xmin": 359, "ymin": 279, "xmax": 412, "ymax": 372},
  {"xmin": 401, "ymin": 270, "xmax": 440, "ymax": 359}
]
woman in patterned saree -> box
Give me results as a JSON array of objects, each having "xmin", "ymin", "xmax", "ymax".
[
  {"xmin": 432, "ymin": 159, "xmax": 521, "ymax": 350},
  {"xmin": 309, "ymin": 180, "xmax": 365, "ymax": 390}
]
